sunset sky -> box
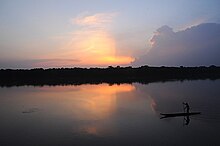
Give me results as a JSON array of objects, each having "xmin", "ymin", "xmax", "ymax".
[{"xmin": 0, "ymin": 0, "xmax": 220, "ymax": 68}]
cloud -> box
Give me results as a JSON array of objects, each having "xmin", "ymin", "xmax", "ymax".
[
  {"xmin": 0, "ymin": 59, "xmax": 80, "ymax": 69},
  {"xmin": 133, "ymin": 23, "xmax": 220, "ymax": 66},
  {"xmin": 72, "ymin": 12, "xmax": 116, "ymax": 27}
]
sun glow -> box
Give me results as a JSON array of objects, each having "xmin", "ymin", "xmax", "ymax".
[
  {"xmin": 42, "ymin": 12, "xmax": 134, "ymax": 67},
  {"xmin": 97, "ymin": 56, "xmax": 134, "ymax": 65},
  {"xmin": 60, "ymin": 30, "xmax": 134, "ymax": 66},
  {"xmin": 80, "ymin": 32, "xmax": 134, "ymax": 65},
  {"xmin": 45, "ymin": 13, "xmax": 133, "ymax": 67}
]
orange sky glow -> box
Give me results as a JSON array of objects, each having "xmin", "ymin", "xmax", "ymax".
[{"xmin": 34, "ymin": 13, "xmax": 134, "ymax": 68}]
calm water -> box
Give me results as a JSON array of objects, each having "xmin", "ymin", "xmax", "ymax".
[{"xmin": 0, "ymin": 80, "xmax": 220, "ymax": 146}]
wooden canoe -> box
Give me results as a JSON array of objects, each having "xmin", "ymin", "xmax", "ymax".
[{"xmin": 160, "ymin": 112, "xmax": 201, "ymax": 117}]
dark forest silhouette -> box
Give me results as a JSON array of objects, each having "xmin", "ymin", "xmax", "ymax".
[{"xmin": 0, "ymin": 65, "xmax": 220, "ymax": 87}]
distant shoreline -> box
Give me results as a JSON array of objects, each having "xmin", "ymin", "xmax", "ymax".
[{"xmin": 0, "ymin": 66, "xmax": 220, "ymax": 87}]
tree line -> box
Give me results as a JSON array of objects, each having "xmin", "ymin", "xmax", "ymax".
[{"xmin": 0, "ymin": 65, "xmax": 219, "ymax": 87}]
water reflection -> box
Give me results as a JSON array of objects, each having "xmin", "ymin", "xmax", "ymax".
[
  {"xmin": 140, "ymin": 80, "xmax": 220, "ymax": 122},
  {"xmin": 0, "ymin": 81, "xmax": 220, "ymax": 145}
]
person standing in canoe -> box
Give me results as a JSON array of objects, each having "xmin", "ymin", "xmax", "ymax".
[{"xmin": 183, "ymin": 102, "xmax": 190, "ymax": 113}]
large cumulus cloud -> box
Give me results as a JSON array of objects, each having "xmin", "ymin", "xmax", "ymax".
[{"xmin": 133, "ymin": 23, "xmax": 220, "ymax": 66}]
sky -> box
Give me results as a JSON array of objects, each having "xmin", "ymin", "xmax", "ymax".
[{"xmin": 0, "ymin": 0, "xmax": 220, "ymax": 68}]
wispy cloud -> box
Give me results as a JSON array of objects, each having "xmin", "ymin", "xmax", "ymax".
[
  {"xmin": 32, "ymin": 59, "xmax": 80, "ymax": 67},
  {"xmin": 72, "ymin": 12, "xmax": 117, "ymax": 27},
  {"xmin": 0, "ymin": 59, "xmax": 80, "ymax": 69}
]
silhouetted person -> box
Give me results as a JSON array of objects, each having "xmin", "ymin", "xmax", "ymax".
[{"xmin": 183, "ymin": 102, "xmax": 190, "ymax": 113}]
